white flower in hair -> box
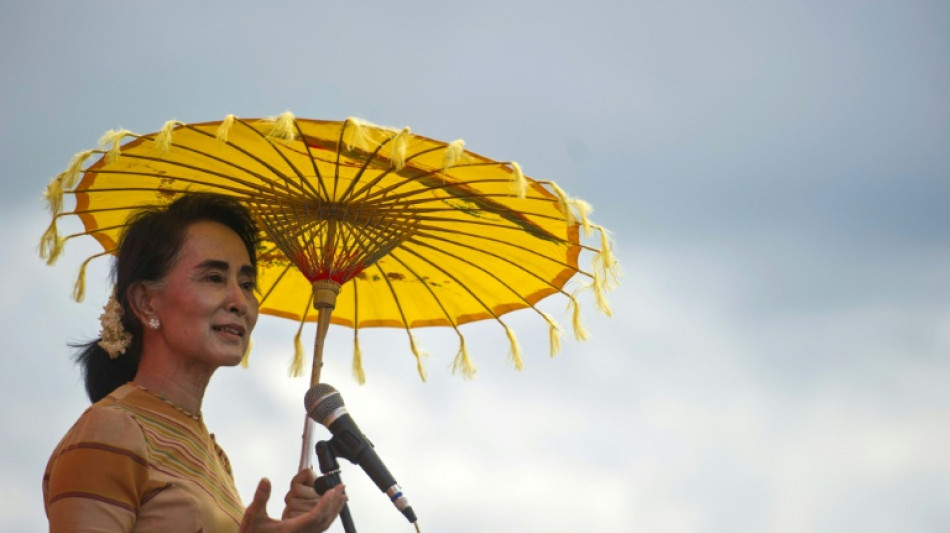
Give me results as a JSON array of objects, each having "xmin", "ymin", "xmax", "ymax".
[{"xmin": 98, "ymin": 295, "xmax": 132, "ymax": 359}]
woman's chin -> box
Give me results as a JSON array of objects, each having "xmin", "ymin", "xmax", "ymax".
[
  {"xmin": 209, "ymin": 346, "xmax": 249, "ymax": 368},
  {"xmin": 225, "ymin": 350, "xmax": 248, "ymax": 367}
]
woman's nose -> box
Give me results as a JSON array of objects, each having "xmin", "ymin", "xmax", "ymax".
[{"xmin": 227, "ymin": 282, "xmax": 248, "ymax": 315}]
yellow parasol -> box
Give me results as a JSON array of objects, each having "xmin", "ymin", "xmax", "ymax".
[{"xmin": 40, "ymin": 112, "xmax": 620, "ymax": 467}]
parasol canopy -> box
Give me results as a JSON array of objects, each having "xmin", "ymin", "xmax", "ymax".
[{"xmin": 40, "ymin": 113, "xmax": 619, "ymax": 383}]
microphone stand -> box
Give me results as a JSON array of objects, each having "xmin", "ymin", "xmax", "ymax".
[{"xmin": 314, "ymin": 440, "xmax": 357, "ymax": 533}]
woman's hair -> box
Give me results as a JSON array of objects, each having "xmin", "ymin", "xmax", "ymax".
[{"xmin": 74, "ymin": 193, "xmax": 260, "ymax": 403}]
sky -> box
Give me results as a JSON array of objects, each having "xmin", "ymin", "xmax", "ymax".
[{"xmin": 2, "ymin": 1, "xmax": 949, "ymax": 531}]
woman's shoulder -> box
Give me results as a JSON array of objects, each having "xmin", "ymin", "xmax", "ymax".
[
  {"xmin": 43, "ymin": 385, "xmax": 155, "ymax": 525},
  {"xmin": 54, "ymin": 384, "xmax": 147, "ymax": 454}
]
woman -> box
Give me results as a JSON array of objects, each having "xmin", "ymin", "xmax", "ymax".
[{"xmin": 43, "ymin": 194, "xmax": 346, "ymax": 532}]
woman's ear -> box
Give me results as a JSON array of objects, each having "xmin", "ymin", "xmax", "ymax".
[{"xmin": 127, "ymin": 282, "xmax": 159, "ymax": 326}]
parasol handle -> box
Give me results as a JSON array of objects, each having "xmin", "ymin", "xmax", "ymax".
[{"xmin": 299, "ymin": 280, "xmax": 340, "ymax": 471}]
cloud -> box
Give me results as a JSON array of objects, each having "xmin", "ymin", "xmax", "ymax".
[{"xmin": 4, "ymin": 2, "xmax": 950, "ymax": 532}]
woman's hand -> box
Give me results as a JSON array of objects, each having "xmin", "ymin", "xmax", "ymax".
[
  {"xmin": 283, "ymin": 469, "xmax": 323, "ymax": 520},
  {"xmin": 239, "ymin": 474, "xmax": 346, "ymax": 533}
]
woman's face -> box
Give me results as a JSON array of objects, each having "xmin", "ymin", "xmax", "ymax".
[{"xmin": 147, "ymin": 220, "xmax": 259, "ymax": 371}]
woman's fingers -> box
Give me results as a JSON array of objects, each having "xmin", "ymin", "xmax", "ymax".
[
  {"xmin": 313, "ymin": 484, "xmax": 347, "ymax": 531},
  {"xmin": 283, "ymin": 469, "xmax": 321, "ymax": 518},
  {"xmin": 290, "ymin": 468, "xmax": 318, "ymax": 487},
  {"xmin": 238, "ymin": 478, "xmax": 273, "ymax": 532},
  {"xmin": 283, "ymin": 484, "xmax": 347, "ymax": 532}
]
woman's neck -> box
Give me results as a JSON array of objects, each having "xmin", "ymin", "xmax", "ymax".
[{"xmin": 133, "ymin": 352, "xmax": 214, "ymax": 417}]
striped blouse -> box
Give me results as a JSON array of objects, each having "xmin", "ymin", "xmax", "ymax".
[{"xmin": 43, "ymin": 383, "xmax": 245, "ymax": 532}]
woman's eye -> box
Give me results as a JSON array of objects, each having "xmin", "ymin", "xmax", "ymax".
[
  {"xmin": 207, "ymin": 273, "xmax": 225, "ymax": 283},
  {"xmin": 240, "ymin": 281, "xmax": 256, "ymax": 291}
]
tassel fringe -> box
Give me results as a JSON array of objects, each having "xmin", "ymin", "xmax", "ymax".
[
  {"xmin": 289, "ymin": 321, "xmax": 306, "ymax": 377},
  {"xmin": 541, "ymin": 312, "xmax": 563, "ymax": 357},
  {"xmin": 409, "ymin": 333, "xmax": 428, "ymax": 382},
  {"xmin": 39, "ymin": 220, "xmax": 63, "ymax": 264},
  {"xmin": 591, "ymin": 274, "xmax": 613, "ymax": 316},
  {"xmin": 572, "ymin": 198, "xmax": 593, "ymax": 237},
  {"xmin": 510, "ymin": 162, "xmax": 527, "ymax": 199},
  {"xmin": 352, "ymin": 332, "xmax": 366, "ymax": 384},
  {"xmin": 451, "ymin": 334, "xmax": 477, "ymax": 379},
  {"xmin": 391, "ymin": 127, "xmax": 411, "ymax": 170},
  {"xmin": 594, "ymin": 225, "xmax": 622, "ymax": 289},
  {"xmin": 45, "ymin": 148, "xmax": 96, "ymax": 217},
  {"xmin": 267, "ymin": 111, "xmax": 297, "ymax": 141},
  {"xmin": 44, "ymin": 177, "xmax": 64, "ymax": 216},
  {"xmin": 72, "ymin": 255, "xmax": 95, "ymax": 302},
  {"xmin": 343, "ymin": 117, "xmax": 374, "ymax": 152},
  {"xmin": 547, "ymin": 182, "xmax": 576, "ymax": 224},
  {"xmin": 443, "ymin": 139, "xmax": 465, "ymax": 170},
  {"xmin": 98, "ymin": 129, "xmax": 132, "ymax": 164},
  {"xmin": 64, "ymin": 149, "xmax": 95, "ymax": 189},
  {"xmin": 216, "ymin": 114, "xmax": 236, "ymax": 143},
  {"xmin": 567, "ymin": 295, "xmax": 590, "ymax": 341},
  {"xmin": 153, "ymin": 120, "xmax": 180, "ymax": 154},
  {"xmin": 503, "ymin": 323, "xmax": 524, "ymax": 370}
]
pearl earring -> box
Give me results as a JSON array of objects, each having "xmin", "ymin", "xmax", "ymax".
[{"xmin": 148, "ymin": 317, "xmax": 160, "ymax": 330}]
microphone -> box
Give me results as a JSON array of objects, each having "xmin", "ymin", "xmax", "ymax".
[{"xmin": 305, "ymin": 383, "xmax": 417, "ymax": 525}]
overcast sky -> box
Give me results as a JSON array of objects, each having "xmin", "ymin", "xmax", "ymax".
[{"xmin": 2, "ymin": 1, "xmax": 948, "ymax": 531}]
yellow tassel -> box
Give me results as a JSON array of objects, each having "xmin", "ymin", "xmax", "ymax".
[
  {"xmin": 39, "ymin": 220, "xmax": 63, "ymax": 264},
  {"xmin": 591, "ymin": 274, "xmax": 613, "ymax": 317},
  {"xmin": 503, "ymin": 324, "xmax": 524, "ymax": 370},
  {"xmin": 593, "ymin": 225, "xmax": 621, "ymax": 290},
  {"xmin": 572, "ymin": 198, "xmax": 593, "ymax": 237},
  {"xmin": 541, "ymin": 312, "xmax": 563, "ymax": 357},
  {"xmin": 267, "ymin": 111, "xmax": 297, "ymax": 141},
  {"xmin": 352, "ymin": 332, "xmax": 366, "ymax": 385},
  {"xmin": 391, "ymin": 127, "xmax": 411, "ymax": 170},
  {"xmin": 44, "ymin": 175, "xmax": 64, "ymax": 216},
  {"xmin": 442, "ymin": 139, "xmax": 465, "ymax": 170},
  {"xmin": 451, "ymin": 335, "xmax": 477, "ymax": 379},
  {"xmin": 343, "ymin": 117, "xmax": 373, "ymax": 152},
  {"xmin": 63, "ymin": 149, "xmax": 95, "ymax": 189},
  {"xmin": 510, "ymin": 162, "xmax": 527, "ymax": 199},
  {"xmin": 241, "ymin": 338, "xmax": 253, "ymax": 368},
  {"xmin": 72, "ymin": 256, "xmax": 94, "ymax": 302},
  {"xmin": 547, "ymin": 182, "xmax": 576, "ymax": 224},
  {"xmin": 289, "ymin": 321, "xmax": 306, "ymax": 377},
  {"xmin": 216, "ymin": 114, "xmax": 236, "ymax": 143},
  {"xmin": 567, "ymin": 296, "xmax": 590, "ymax": 341},
  {"xmin": 153, "ymin": 119, "xmax": 179, "ymax": 154},
  {"xmin": 64, "ymin": 152, "xmax": 92, "ymax": 190},
  {"xmin": 98, "ymin": 129, "xmax": 131, "ymax": 164},
  {"xmin": 409, "ymin": 333, "xmax": 428, "ymax": 382}
]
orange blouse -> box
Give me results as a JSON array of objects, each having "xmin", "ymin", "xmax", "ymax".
[{"xmin": 43, "ymin": 384, "xmax": 244, "ymax": 532}]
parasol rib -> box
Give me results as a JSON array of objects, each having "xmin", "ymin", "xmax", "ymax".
[
  {"xmin": 85, "ymin": 164, "xmax": 304, "ymax": 201},
  {"xmin": 127, "ymin": 130, "xmax": 315, "ymax": 198},
  {"xmin": 407, "ymin": 231, "xmax": 580, "ymax": 296},
  {"xmin": 371, "ymin": 262, "xmax": 428, "ymax": 381},
  {"xmin": 378, "ymin": 246, "xmax": 476, "ymax": 374},
  {"xmin": 290, "ymin": 121, "xmax": 329, "ymax": 199},
  {"xmin": 349, "ymin": 162, "xmax": 505, "ymax": 205},
  {"xmin": 338, "ymin": 143, "xmax": 444, "ymax": 204},
  {"xmin": 412, "ymin": 223, "xmax": 593, "ymax": 272},
  {"xmin": 223, "ymin": 118, "xmax": 320, "ymax": 197},
  {"xmin": 398, "ymin": 239, "xmax": 559, "ymax": 320},
  {"xmin": 257, "ymin": 260, "xmax": 296, "ymax": 307},
  {"xmin": 239, "ymin": 121, "xmax": 324, "ymax": 203},
  {"xmin": 334, "ymin": 128, "xmax": 399, "ymax": 202}
]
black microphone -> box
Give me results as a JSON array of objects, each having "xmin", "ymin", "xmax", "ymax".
[{"xmin": 305, "ymin": 383, "xmax": 417, "ymax": 525}]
